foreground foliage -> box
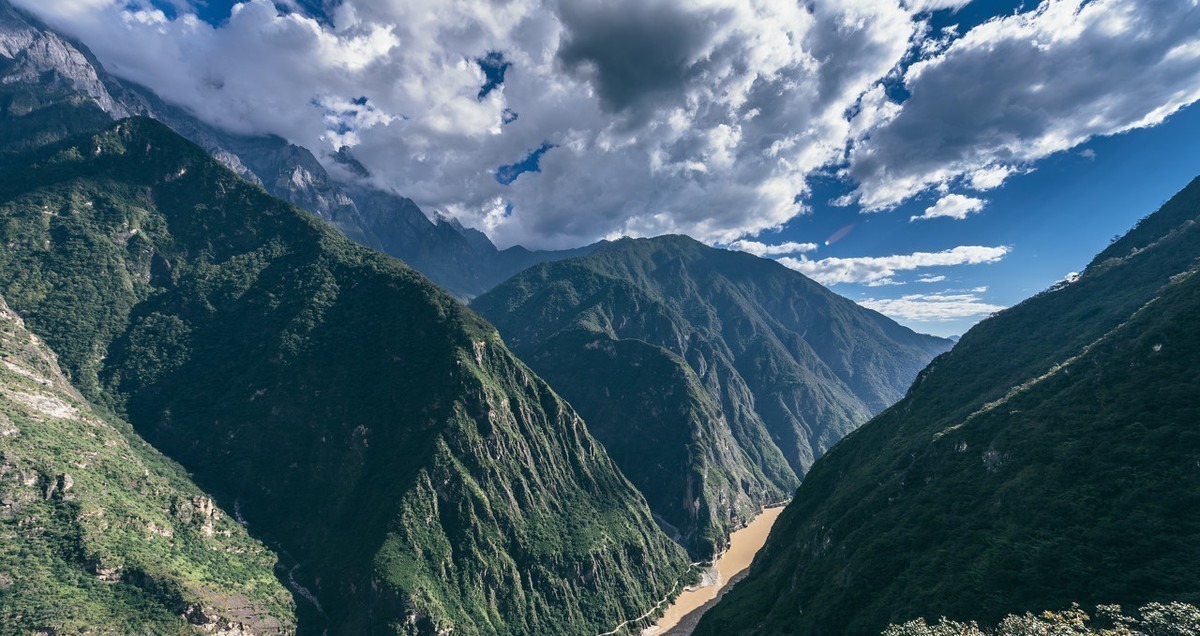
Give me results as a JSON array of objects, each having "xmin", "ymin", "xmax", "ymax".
[{"xmin": 884, "ymin": 602, "xmax": 1200, "ymax": 636}]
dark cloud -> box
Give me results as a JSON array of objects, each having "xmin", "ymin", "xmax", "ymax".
[{"xmin": 555, "ymin": 1, "xmax": 715, "ymax": 116}]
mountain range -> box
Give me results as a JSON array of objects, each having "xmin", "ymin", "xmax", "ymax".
[
  {"xmin": 5, "ymin": 2, "xmax": 1197, "ymax": 635},
  {"xmin": 473, "ymin": 236, "xmax": 951, "ymax": 557},
  {"xmin": 0, "ymin": 113, "xmax": 692, "ymax": 633}
]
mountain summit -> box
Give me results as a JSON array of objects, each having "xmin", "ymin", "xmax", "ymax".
[
  {"xmin": 0, "ymin": 0, "xmax": 588, "ymax": 299},
  {"xmin": 473, "ymin": 235, "xmax": 951, "ymax": 556}
]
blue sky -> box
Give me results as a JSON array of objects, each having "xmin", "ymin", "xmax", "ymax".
[
  {"xmin": 24, "ymin": 0, "xmax": 1200, "ymax": 337},
  {"xmin": 149, "ymin": 0, "xmax": 331, "ymax": 23},
  {"xmin": 769, "ymin": 99, "xmax": 1200, "ymax": 336},
  {"xmin": 740, "ymin": 0, "xmax": 1200, "ymax": 336}
]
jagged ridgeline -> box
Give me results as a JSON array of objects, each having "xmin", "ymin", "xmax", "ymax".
[
  {"xmin": 472, "ymin": 236, "xmax": 951, "ymax": 557},
  {"xmin": 694, "ymin": 177, "xmax": 1200, "ymax": 636},
  {"xmin": 0, "ymin": 118, "xmax": 691, "ymax": 634},
  {"xmin": 0, "ymin": 296, "xmax": 295, "ymax": 634}
]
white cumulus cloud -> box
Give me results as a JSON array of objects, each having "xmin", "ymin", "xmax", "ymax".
[
  {"xmin": 911, "ymin": 193, "xmax": 986, "ymax": 221},
  {"xmin": 13, "ymin": 0, "xmax": 922, "ymax": 249},
  {"xmin": 14, "ymin": 0, "xmax": 1200, "ymax": 249},
  {"xmin": 845, "ymin": 0, "xmax": 1200, "ymax": 211}
]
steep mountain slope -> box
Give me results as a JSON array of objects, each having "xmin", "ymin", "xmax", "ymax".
[
  {"xmin": 0, "ymin": 0, "xmax": 593, "ymax": 299},
  {"xmin": 0, "ymin": 296, "xmax": 294, "ymax": 635},
  {"xmin": 472, "ymin": 236, "xmax": 951, "ymax": 556},
  {"xmin": 0, "ymin": 117, "xmax": 691, "ymax": 635},
  {"xmin": 694, "ymin": 177, "xmax": 1200, "ymax": 635}
]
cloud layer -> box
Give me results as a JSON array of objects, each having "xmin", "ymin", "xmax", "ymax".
[
  {"xmin": 859, "ymin": 291, "xmax": 1006, "ymax": 321},
  {"xmin": 728, "ymin": 239, "xmax": 818, "ymax": 257},
  {"xmin": 15, "ymin": 0, "xmax": 1200, "ymax": 249},
  {"xmin": 778, "ymin": 245, "xmax": 1011, "ymax": 285}
]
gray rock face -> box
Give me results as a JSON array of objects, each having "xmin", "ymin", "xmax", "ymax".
[{"xmin": 0, "ymin": 3, "xmax": 128, "ymax": 117}]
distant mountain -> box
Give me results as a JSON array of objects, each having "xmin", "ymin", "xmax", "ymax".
[
  {"xmin": 473, "ymin": 236, "xmax": 952, "ymax": 557},
  {"xmin": 0, "ymin": 295, "xmax": 294, "ymax": 634},
  {"xmin": 0, "ymin": 117, "xmax": 691, "ymax": 634},
  {"xmin": 0, "ymin": 0, "xmax": 591, "ymax": 299},
  {"xmin": 694, "ymin": 178, "xmax": 1200, "ymax": 635}
]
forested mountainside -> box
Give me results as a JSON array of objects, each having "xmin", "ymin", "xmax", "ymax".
[
  {"xmin": 0, "ymin": 0, "xmax": 589, "ymax": 300},
  {"xmin": 0, "ymin": 295, "xmax": 295, "ymax": 635},
  {"xmin": 0, "ymin": 117, "xmax": 691, "ymax": 635},
  {"xmin": 473, "ymin": 236, "xmax": 951, "ymax": 556},
  {"xmin": 694, "ymin": 177, "xmax": 1200, "ymax": 635}
]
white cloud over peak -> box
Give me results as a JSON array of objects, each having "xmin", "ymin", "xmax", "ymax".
[
  {"xmin": 15, "ymin": 0, "xmax": 921, "ymax": 249},
  {"xmin": 14, "ymin": 0, "xmax": 1200, "ymax": 249},
  {"xmin": 858, "ymin": 291, "xmax": 1006, "ymax": 321},
  {"xmin": 911, "ymin": 193, "xmax": 986, "ymax": 221},
  {"xmin": 778, "ymin": 245, "xmax": 1010, "ymax": 284}
]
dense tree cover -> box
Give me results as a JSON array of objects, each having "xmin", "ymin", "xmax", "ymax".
[
  {"xmin": 0, "ymin": 118, "xmax": 692, "ymax": 634},
  {"xmin": 695, "ymin": 177, "xmax": 1200, "ymax": 635}
]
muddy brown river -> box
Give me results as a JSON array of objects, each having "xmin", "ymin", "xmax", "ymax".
[{"xmin": 642, "ymin": 506, "xmax": 785, "ymax": 635}]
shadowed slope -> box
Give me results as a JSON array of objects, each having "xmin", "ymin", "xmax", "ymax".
[{"xmin": 695, "ymin": 177, "xmax": 1200, "ymax": 635}]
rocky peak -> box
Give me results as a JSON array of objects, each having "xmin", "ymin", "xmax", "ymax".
[{"xmin": 0, "ymin": 1, "xmax": 128, "ymax": 117}]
